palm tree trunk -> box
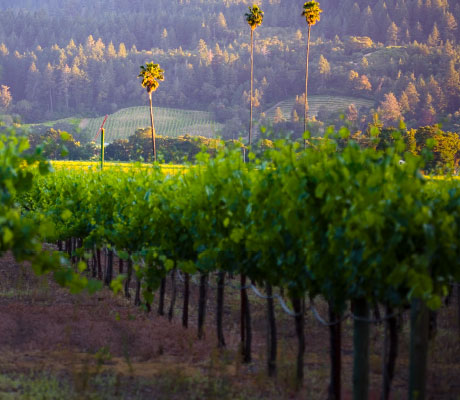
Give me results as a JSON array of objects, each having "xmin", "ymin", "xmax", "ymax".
[
  {"xmin": 148, "ymin": 92, "xmax": 156, "ymax": 162},
  {"xmin": 249, "ymin": 28, "xmax": 254, "ymax": 149},
  {"xmin": 304, "ymin": 25, "xmax": 311, "ymax": 148}
]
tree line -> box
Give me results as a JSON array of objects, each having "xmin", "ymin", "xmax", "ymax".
[{"xmin": 12, "ymin": 122, "xmax": 460, "ymax": 173}]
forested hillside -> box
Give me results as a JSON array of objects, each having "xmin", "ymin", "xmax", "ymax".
[{"xmin": 0, "ymin": 0, "xmax": 459, "ymax": 137}]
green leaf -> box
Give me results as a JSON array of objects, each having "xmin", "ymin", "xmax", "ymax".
[
  {"xmin": 77, "ymin": 261, "xmax": 87, "ymax": 273},
  {"xmin": 110, "ymin": 275, "xmax": 126, "ymax": 295},
  {"xmin": 61, "ymin": 209, "xmax": 72, "ymax": 221},
  {"xmin": 60, "ymin": 131, "xmax": 72, "ymax": 141},
  {"xmin": 3, "ymin": 227, "xmax": 13, "ymax": 244}
]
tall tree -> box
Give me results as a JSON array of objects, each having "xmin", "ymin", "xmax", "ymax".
[
  {"xmin": 0, "ymin": 85, "xmax": 12, "ymax": 111},
  {"xmin": 245, "ymin": 4, "xmax": 264, "ymax": 149},
  {"xmin": 387, "ymin": 22, "xmax": 399, "ymax": 45},
  {"xmin": 302, "ymin": 1, "xmax": 323, "ymax": 142},
  {"xmin": 318, "ymin": 54, "xmax": 331, "ymax": 87},
  {"xmin": 138, "ymin": 62, "xmax": 164, "ymax": 162},
  {"xmin": 379, "ymin": 92, "xmax": 402, "ymax": 125}
]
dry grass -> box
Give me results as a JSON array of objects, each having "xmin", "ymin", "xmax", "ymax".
[{"xmin": 0, "ymin": 252, "xmax": 459, "ymax": 399}]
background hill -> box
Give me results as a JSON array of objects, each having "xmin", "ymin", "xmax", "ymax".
[{"xmin": 0, "ymin": 0, "xmax": 459, "ymax": 138}]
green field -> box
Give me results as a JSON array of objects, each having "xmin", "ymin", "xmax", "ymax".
[
  {"xmin": 50, "ymin": 160, "xmax": 189, "ymax": 175},
  {"xmin": 263, "ymin": 95, "xmax": 376, "ymax": 122}
]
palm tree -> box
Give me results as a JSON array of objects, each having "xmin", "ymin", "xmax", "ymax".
[
  {"xmin": 138, "ymin": 62, "xmax": 164, "ymax": 162},
  {"xmin": 245, "ymin": 4, "xmax": 264, "ymax": 149},
  {"xmin": 302, "ymin": 1, "xmax": 323, "ymax": 143}
]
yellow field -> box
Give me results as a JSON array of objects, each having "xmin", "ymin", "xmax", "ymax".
[{"xmin": 50, "ymin": 161, "xmax": 189, "ymax": 175}]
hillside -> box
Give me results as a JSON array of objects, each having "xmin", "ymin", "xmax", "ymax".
[
  {"xmin": 263, "ymin": 95, "xmax": 375, "ymax": 122},
  {"xmin": 1, "ymin": 0, "xmax": 459, "ymax": 137},
  {"xmin": 29, "ymin": 106, "xmax": 223, "ymax": 142}
]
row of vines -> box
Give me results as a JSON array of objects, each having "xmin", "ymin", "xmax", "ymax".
[
  {"xmin": 0, "ymin": 131, "xmax": 92, "ymax": 290},
  {"xmin": 18, "ymin": 132, "xmax": 460, "ymax": 400}
]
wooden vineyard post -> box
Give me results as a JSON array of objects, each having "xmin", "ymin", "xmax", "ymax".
[
  {"xmin": 101, "ymin": 127, "xmax": 105, "ymax": 170},
  {"xmin": 94, "ymin": 115, "xmax": 108, "ymax": 170}
]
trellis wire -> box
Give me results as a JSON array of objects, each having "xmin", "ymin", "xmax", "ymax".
[{"xmin": 100, "ymin": 248, "xmax": 409, "ymax": 324}]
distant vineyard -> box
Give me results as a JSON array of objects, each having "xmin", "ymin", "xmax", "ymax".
[
  {"xmin": 81, "ymin": 106, "xmax": 223, "ymax": 142},
  {"xmin": 263, "ymin": 95, "xmax": 375, "ymax": 122}
]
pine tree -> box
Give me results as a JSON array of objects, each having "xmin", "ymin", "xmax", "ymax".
[
  {"xmin": 399, "ymin": 91, "xmax": 410, "ymax": 114},
  {"xmin": 25, "ymin": 62, "xmax": 40, "ymax": 102},
  {"xmin": 427, "ymin": 75, "xmax": 446, "ymax": 112},
  {"xmin": 107, "ymin": 41, "xmax": 117, "ymax": 58},
  {"xmin": 292, "ymin": 109, "xmax": 300, "ymax": 123},
  {"xmin": 387, "ymin": 22, "xmax": 399, "ymax": 45},
  {"xmin": 43, "ymin": 63, "xmax": 55, "ymax": 114},
  {"xmin": 0, "ymin": 85, "xmax": 12, "ymax": 111},
  {"xmin": 404, "ymin": 82, "xmax": 421, "ymax": 114},
  {"xmin": 379, "ymin": 92, "xmax": 402, "ymax": 124},
  {"xmin": 274, "ymin": 106, "xmax": 286, "ymax": 124},
  {"xmin": 443, "ymin": 11, "xmax": 458, "ymax": 40},
  {"xmin": 0, "ymin": 43, "xmax": 9, "ymax": 56},
  {"xmin": 118, "ymin": 43, "xmax": 127, "ymax": 58},
  {"xmin": 419, "ymin": 93, "xmax": 436, "ymax": 125},
  {"xmin": 444, "ymin": 60, "xmax": 460, "ymax": 112},
  {"xmin": 427, "ymin": 23, "xmax": 440, "ymax": 46},
  {"xmin": 318, "ymin": 54, "xmax": 331, "ymax": 78}
]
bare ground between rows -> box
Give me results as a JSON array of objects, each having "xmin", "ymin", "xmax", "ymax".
[{"xmin": 0, "ymin": 252, "xmax": 459, "ymax": 399}]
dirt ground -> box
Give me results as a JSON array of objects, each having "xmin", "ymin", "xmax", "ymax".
[{"xmin": 0, "ymin": 251, "xmax": 459, "ymax": 399}]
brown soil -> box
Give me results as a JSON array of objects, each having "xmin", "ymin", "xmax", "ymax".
[{"xmin": 0, "ymin": 251, "xmax": 459, "ymax": 399}]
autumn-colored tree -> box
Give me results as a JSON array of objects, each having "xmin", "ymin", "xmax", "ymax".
[
  {"xmin": 379, "ymin": 92, "xmax": 402, "ymax": 125},
  {"xmin": 302, "ymin": 1, "xmax": 323, "ymax": 140},
  {"xmin": 444, "ymin": 60, "xmax": 460, "ymax": 112},
  {"xmin": 403, "ymin": 82, "xmax": 420, "ymax": 115},
  {"xmin": 318, "ymin": 54, "xmax": 331, "ymax": 87},
  {"xmin": 245, "ymin": 4, "xmax": 264, "ymax": 148},
  {"xmin": 387, "ymin": 22, "xmax": 399, "ymax": 45},
  {"xmin": 138, "ymin": 62, "xmax": 165, "ymax": 162},
  {"xmin": 0, "ymin": 85, "xmax": 12, "ymax": 111},
  {"xmin": 427, "ymin": 23, "xmax": 440, "ymax": 47},
  {"xmin": 357, "ymin": 75, "xmax": 372, "ymax": 91},
  {"xmin": 273, "ymin": 106, "xmax": 286, "ymax": 124}
]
